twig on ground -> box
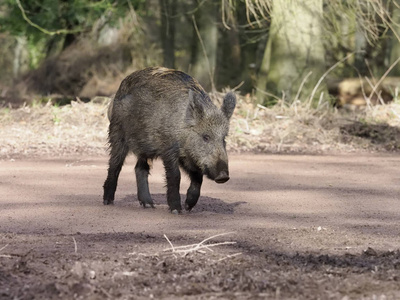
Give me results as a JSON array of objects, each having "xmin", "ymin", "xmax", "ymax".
[
  {"xmin": 72, "ymin": 237, "xmax": 78, "ymax": 254},
  {"xmin": 0, "ymin": 244, "xmax": 11, "ymax": 258},
  {"xmin": 0, "ymin": 244, "xmax": 9, "ymax": 252},
  {"xmin": 215, "ymin": 252, "xmax": 242, "ymax": 262},
  {"xmin": 163, "ymin": 234, "xmax": 175, "ymax": 252},
  {"xmin": 163, "ymin": 232, "xmax": 237, "ymax": 257}
]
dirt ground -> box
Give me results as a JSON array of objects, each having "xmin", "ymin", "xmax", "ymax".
[{"xmin": 0, "ymin": 154, "xmax": 400, "ymax": 299}]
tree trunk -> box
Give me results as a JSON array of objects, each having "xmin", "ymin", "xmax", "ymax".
[
  {"xmin": 389, "ymin": 3, "xmax": 400, "ymax": 76},
  {"xmin": 159, "ymin": 0, "xmax": 177, "ymax": 68},
  {"xmin": 190, "ymin": 0, "xmax": 218, "ymax": 91},
  {"xmin": 13, "ymin": 36, "xmax": 29, "ymax": 78},
  {"xmin": 216, "ymin": 15, "xmax": 242, "ymax": 90},
  {"xmin": 256, "ymin": 0, "xmax": 326, "ymax": 104}
]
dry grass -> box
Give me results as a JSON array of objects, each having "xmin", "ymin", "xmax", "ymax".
[
  {"xmin": 0, "ymin": 97, "xmax": 110, "ymax": 158},
  {"xmin": 1, "ymin": 94, "xmax": 399, "ymax": 159},
  {"xmin": 226, "ymin": 93, "xmax": 400, "ymax": 154}
]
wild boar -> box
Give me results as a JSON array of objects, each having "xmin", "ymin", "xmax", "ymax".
[{"xmin": 103, "ymin": 67, "xmax": 236, "ymax": 213}]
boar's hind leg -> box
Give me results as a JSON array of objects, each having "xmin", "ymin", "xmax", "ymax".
[
  {"xmin": 103, "ymin": 140, "xmax": 129, "ymax": 205},
  {"xmin": 135, "ymin": 157, "xmax": 155, "ymax": 208},
  {"xmin": 185, "ymin": 170, "xmax": 203, "ymax": 211},
  {"xmin": 162, "ymin": 151, "xmax": 182, "ymax": 213}
]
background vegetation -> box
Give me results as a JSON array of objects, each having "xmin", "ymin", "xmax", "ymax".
[
  {"xmin": 1, "ymin": 0, "xmax": 400, "ymax": 105},
  {"xmin": 0, "ymin": 0, "xmax": 400, "ymax": 158}
]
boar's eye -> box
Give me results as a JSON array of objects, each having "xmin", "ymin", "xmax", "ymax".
[{"xmin": 202, "ymin": 134, "xmax": 210, "ymax": 143}]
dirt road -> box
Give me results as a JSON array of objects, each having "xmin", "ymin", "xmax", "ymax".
[{"xmin": 1, "ymin": 154, "xmax": 399, "ymax": 299}]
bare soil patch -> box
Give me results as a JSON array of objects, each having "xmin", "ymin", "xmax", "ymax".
[
  {"xmin": 1, "ymin": 98, "xmax": 400, "ymax": 298},
  {"xmin": 0, "ymin": 155, "xmax": 399, "ymax": 299}
]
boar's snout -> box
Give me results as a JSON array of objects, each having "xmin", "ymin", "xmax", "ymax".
[
  {"xmin": 215, "ymin": 171, "xmax": 229, "ymax": 184},
  {"xmin": 213, "ymin": 159, "xmax": 229, "ymax": 184}
]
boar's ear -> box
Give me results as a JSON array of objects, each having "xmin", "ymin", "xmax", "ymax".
[
  {"xmin": 186, "ymin": 90, "xmax": 205, "ymax": 124},
  {"xmin": 221, "ymin": 92, "xmax": 236, "ymax": 120}
]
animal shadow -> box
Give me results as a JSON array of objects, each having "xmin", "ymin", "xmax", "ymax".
[{"xmin": 121, "ymin": 194, "xmax": 246, "ymax": 214}]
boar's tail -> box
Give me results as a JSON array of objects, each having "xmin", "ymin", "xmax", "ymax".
[{"xmin": 107, "ymin": 95, "xmax": 115, "ymax": 121}]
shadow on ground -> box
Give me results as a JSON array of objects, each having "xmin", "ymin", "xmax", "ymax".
[
  {"xmin": 121, "ymin": 193, "xmax": 246, "ymax": 214},
  {"xmin": 340, "ymin": 121, "xmax": 400, "ymax": 150},
  {"xmin": 1, "ymin": 231, "xmax": 400, "ymax": 300}
]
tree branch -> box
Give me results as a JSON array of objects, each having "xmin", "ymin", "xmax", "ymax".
[{"xmin": 16, "ymin": 0, "xmax": 81, "ymax": 35}]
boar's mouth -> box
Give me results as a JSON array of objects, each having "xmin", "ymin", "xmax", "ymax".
[
  {"xmin": 204, "ymin": 166, "xmax": 230, "ymax": 184},
  {"xmin": 214, "ymin": 171, "xmax": 230, "ymax": 183}
]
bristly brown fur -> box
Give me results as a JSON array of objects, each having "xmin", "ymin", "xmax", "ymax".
[
  {"xmin": 149, "ymin": 67, "xmax": 175, "ymax": 76},
  {"xmin": 114, "ymin": 67, "xmax": 207, "ymax": 102},
  {"xmin": 149, "ymin": 67, "xmax": 207, "ymax": 98},
  {"xmin": 103, "ymin": 67, "xmax": 236, "ymax": 212}
]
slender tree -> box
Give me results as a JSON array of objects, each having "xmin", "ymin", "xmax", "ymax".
[
  {"xmin": 190, "ymin": 0, "xmax": 219, "ymax": 91},
  {"xmin": 159, "ymin": 0, "xmax": 177, "ymax": 68},
  {"xmin": 255, "ymin": 0, "xmax": 326, "ymax": 104},
  {"xmin": 388, "ymin": 2, "xmax": 400, "ymax": 75}
]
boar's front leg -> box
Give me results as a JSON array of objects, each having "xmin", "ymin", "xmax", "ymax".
[
  {"xmin": 162, "ymin": 149, "xmax": 182, "ymax": 213},
  {"xmin": 185, "ymin": 170, "xmax": 203, "ymax": 211},
  {"xmin": 135, "ymin": 157, "xmax": 154, "ymax": 208},
  {"xmin": 103, "ymin": 140, "xmax": 129, "ymax": 205}
]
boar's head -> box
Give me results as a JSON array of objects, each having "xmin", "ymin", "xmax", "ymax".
[{"xmin": 184, "ymin": 90, "xmax": 236, "ymax": 183}]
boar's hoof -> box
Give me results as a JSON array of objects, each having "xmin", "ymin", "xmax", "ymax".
[
  {"xmin": 214, "ymin": 171, "xmax": 230, "ymax": 184},
  {"xmin": 184, "ymin": 203, "xmax": 194, "ymax": 212},
  {"xmin": 103, "ymin": 199, "xmax": 114, "ymax": 205},
  {"xmin": 140, "ymin": 201, "xmax": 155, "ymax": 209},
  {"xmin": 170, "ymin": 209, "xmax": 181, "ymax": 214}
]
